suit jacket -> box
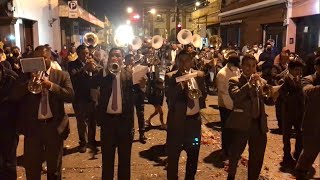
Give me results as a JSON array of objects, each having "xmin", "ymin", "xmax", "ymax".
[
  {"xmin": 12, "ymin": 69, "xmax": 74, "ymax": 138},
  {"xmin": 301, "ymin": 74, "xmax": 320, "ymax": 137},
  {"xmin": 278, "ymin": 74, "xmax": 304, "ymax": 123},
  {"xmin": 68, "ymin": 59, "xmax": 96, "ymax": 104},
  {"xmin": 95, "ymin": 68, "xmax": 134, "ymax": 129},
  {"xmin": 165, "ymin": 69, "xmax": 207, "ymax": 144},
  {"xmin": 226, "ymin": 74, "xmax": 274, "ymax": 133}
]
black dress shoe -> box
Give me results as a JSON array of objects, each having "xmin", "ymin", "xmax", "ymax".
[
  {"xmin": 78, "ymin": 145, "xmax": 87, "ymax": 153},
  {"xmin": 139, "ymin": 135, "xmax": 147, "ymax": 144}
]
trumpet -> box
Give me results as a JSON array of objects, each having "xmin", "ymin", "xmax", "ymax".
[
  {"xmin": 252, "ymin": 75, "xmax": 283, "ymax": 98},
  {"xmin": 184, "ymin": 70, "xmax": 202, "ymax": 99},
  {"xmin": 28, "ymin": 71, "xmax": 45, "ymax": 94},
  {"xmin": 108, "ymin": 62, "xmax": 122, "ymax": 75}
]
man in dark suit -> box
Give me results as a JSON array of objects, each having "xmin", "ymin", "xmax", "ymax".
[
  {"xmin": 278, "ymin": 60, "xmax": 304, "ymax": 167},
  {"xmin": 295, "ymin": 57, "xmax": 320, "ymax": 180},
  {"xmin": 68, "ymin": 45, "xmax": 98, "ymax": 153},
  {"xmin": 226, "ymin": 54, "xmax": 274, "ymax": 180},
  {"xmin": 166, "ymin": 50, "xmax": 207, "ymax": 180},
  {"xmin": 165, "ymin": 43, "xmax": 180, "ymax": 72},
  {"xmin": 0, "ymin": 62, "xmax": 18, "ymax": 180},
  {"xmin": 12, "ymin": 46, "xmax": 74, "ymax": 180},
  {"xmin": 303, "ymin": 47, "xmax": 320, "ymax": 76},
  {"xmin": 95, "ymin": 48, "xmax": 137, "ymax": 179}
]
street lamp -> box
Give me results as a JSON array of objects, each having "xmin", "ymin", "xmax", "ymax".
[
  {"xmin": 149, "ymin": 8, "xmax": 156, "ymax": 15},
  {"xmin": 195, "ymin": 1, "xmax": 201, "ymax": 7},
  {"xmin": 127, "ymin": 7, "xmax": 133, "ymax": 13}
]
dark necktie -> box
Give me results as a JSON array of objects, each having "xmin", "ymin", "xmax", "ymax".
[
  {"xmin": 252, "ymin": 90, "xmax": 260, "ymax": 119},
  {"xmin": 41, "ymin": 73, "xmax": 49, "ymax": 116},
  {"xmin": 111, "ymin": 76, "xmax": 118, "ymax": 111}
]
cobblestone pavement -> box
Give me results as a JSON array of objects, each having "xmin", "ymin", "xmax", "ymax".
[{"xmin": 16, "ymin": 96, "xmax": 319, "ymax": 180}]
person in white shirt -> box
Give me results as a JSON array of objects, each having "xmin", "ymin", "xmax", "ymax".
[{"xmin": 216, "ymin": 54, "xmax": 240, "ymax": 158}]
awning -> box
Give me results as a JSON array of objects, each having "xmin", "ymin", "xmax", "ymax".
[
  {"xmin": 59, "ymin": 5, "xmax": 104, "ymax": 28},
  {"xmin": 219, "ymin": 0, "xmax": 286, "ymax": 18}
]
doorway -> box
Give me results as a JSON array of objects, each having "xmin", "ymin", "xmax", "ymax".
[{"xmin": 263, "ymin": 23, "xmax": 286, "ymax": 53}]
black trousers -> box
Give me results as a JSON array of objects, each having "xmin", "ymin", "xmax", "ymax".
[
  {"xmin": 219, "ymin": 107, "xmax": 233, "ymax": 157},
  {"xmin": 275, "ymin": 101, "xmax": 282, "ymax": 129},
  {"xmin": 295, "ymin": 134, "xmax": 320, "ymax": 178},
  {"xmin": 167, "ymin": 114, "xmax": 201, "ymax": 180},
  {"xmin": 24, "ymin": 119, "xmax": 64, "ymax": 180},
  {"xmin": 228, "ymin": 120, "xmax": 267, "ymax": 180},
  {"xmin": 0, "ymin": 133, "xmax": 18, "ymax": 180},
  {"xmin": 73, "ymin": 102, "xmax": 97, "ymax": 147},
  {"xmin": 282, "ymin": 117, "xmax": 302, "ymax": 160},
  {"xmin": 101, "ymin": 114, "xmax": 134, "ymax": 180},
  {"xmin": 133, "ymin": 91, "xmax": 145, "ymax": 135}
]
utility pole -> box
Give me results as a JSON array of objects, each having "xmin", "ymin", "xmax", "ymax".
[{"xmin": 175, "ymin": 0, "xmax": 180, "ymax": 41}]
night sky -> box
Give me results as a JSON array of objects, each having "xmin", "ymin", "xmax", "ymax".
[
  {"xmin": 89, "ymin": 0, "xmax": 195, "ymax": 25},
  {"xmin": 89, "ymin": 0, "xmax": 126, "ymax": 26}
]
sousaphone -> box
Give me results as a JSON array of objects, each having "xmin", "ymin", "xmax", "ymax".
[
  {"xmin": 83, "ymin": 32, "xmax": 99, "ymax": 47},
  {"xmin": 177, "ymin": 29, "xmax": 193, "ymax": 45},
  {"xmin": 192, "ymin": 34, "xmax": 202, "ymax": 48},
  {"xmin": 151, "ymin": 35, "xmax": 163, "ymax": 49}
]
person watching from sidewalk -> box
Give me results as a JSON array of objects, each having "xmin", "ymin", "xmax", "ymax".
[
  {"xmin": 12, "ymin": 45, "xmax": 74, "ymax": 179},
  {"xmin": 226, "ymin": 54, "xmax": 274, "ymax": 180},
  {"xmin": 68, "ymin": 45, "xmax": 99, "ymax": 153},
  {"xmin": 295, "ymin": 57, "xmax": 320, "ymax": 180},
  {"xmin": 216, "ymin": 53, "xmax": 240, "ymax": 159},
  {"xmin": 166, "ymin": 50, "xmax": 207, "ymax": 180}
]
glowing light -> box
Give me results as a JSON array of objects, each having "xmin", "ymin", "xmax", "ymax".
[
  {"xmin": 195, "ymin": 1, "xmax": 201, "ymax": 6},
  {"xmin": 114, "ymin": 24, "xmax": 134, "ymax": 47},
  {"xmin": 126, "ymin": 20, "xmax": 131, "ymax": 24},
  {"xmin": 177, "ymin": 24, "xmax": 182, "ymax": 28},
  {"xmin": 149, "ymin": 8, "xmax": 156, "ymax": 15},
  {"xmin": 133, "ymin": 14, "xmax": 140, "ymax": 19},
  {"xmin": 127, "ymin": 7, "xmax": 133, "ymax": 13},
  {"xmin": 8, "ymin": 34, "xmax": 15, "ymax": 40}
]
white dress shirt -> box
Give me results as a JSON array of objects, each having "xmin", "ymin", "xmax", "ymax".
[
  {"xmin": 216, "ymin": 64, "xmax": 240, "ymax": 110},
  {"xmin": 107, "ymin": 73, "xmax": 122, "ymax": 114},
  {"xmin": 38, "ymin": 68, "xmax": 53, "ymax": 120},
  {"xmin": 171, "ymin": 50, "xmax": 177, "ymax": 63}
]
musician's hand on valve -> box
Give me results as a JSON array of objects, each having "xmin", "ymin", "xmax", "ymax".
[
  {"xmin": 249, "ymin": 73, "xmax": 260, "ymax": 86},
  {"xmin": 41, "ymin": 79, "xmax": 53, "ymax": 89},
  {"xmin": 84, "ymin": 59, "xmax": 96, "ymax": 72}
]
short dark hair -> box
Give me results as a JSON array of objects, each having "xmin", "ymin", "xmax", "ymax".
[
  {"xmin": 76, "ymin": 45, "xmax": 88, "ymax": 54},
  {"xmin": 33, "ymin": 45, "xmax": 51, "ymax": 57},
  {"xmin": 109, "ymin": 47, "xmax": 124, "ymax": 57},
  {"xmin": 288, "ymin": 60, "xmax": 304, "ymax": 69},
  {"xmin": 241, "ymin": 54, "xmax": 256, "ymax": 65},
  {"xmin": 176, "ymin": 50, "xmax": 191, "ymax": 66}
]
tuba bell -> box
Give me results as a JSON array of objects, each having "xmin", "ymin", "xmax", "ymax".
[
  {"xmin": 151, "ymin": 35, "xmax": 163, "ymax": 49},
  {"xmin": 177, "ymin": 29, "xmax": 193, "ymax": 45},
  {"xmin": 83, "ymin": 32, "xmax": 99, "ymax": 47},
  {"xmin": 192, "ymin": 34, "xmax": 202, "ymax": 48},
  {"xmin": 209, "ymin": 35, "xmax": 222, "ymax": 50},
  {"xmin": 131, "ymin": 36, "xmax": 142, "ymax": 50}
]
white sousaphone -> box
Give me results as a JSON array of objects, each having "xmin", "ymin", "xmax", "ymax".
[
  {"xmin": 192, "ymin": 34, "xmax": 202, "ymax": 48},
  {"xmin": 177, "ymin": 29, "xmax": 193, "ymax": 45},
  {"xmin": 151, "ymin": 35, "xmax": 163, "ymax": 49},
  {"xmin": 113, "ymin": 34, "xmax": 126, "ymax": 47},
  {"xmin": 83, "ymin": 32, "xmax": 99, "ymax": 47},
  {"xmin": 131, "ymin": 36, "xmax": 142, "ymax": 50}
]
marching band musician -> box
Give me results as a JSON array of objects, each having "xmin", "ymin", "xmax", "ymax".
[
  {"xmin": 226, "ymin": 54, "xmax": 274, "ymax": 180},
  {"xmin": 125, "ymin": 54, "xmax": 148, "ymax": 143},
  {"xmin": 165, "ymin": 43, "xmax": 180, "ymax": 72},
  {"xmin": 271, "ymin": 47, "xmax": 290, "ymax": 131},
  {"xmin": 68, "ymin": 45, "xmax": 98, "ymax": 153},
  {"xmin": 94, "ymin": 48, "xmax": 145, "ymax": 179},
  {"xmin": 278, "ymin": 59, "xmax": 304, "ymax": 168},
  {"xmin": 166, "ymin": 50, "xmax": 207, "ymax": 180},
  {"xmin": 12, "ymin": 46, "xmax": 74, "ymax": 179},
  {"xmin": 295, "ymin": 57, "xmax": 320, "ymax": 180},
  {"xmin": 216, "ymin": 54, "xmax": 240, "ymax": 159},
  {"xmin": 133, "ymin": 49, "xmax": 144, "ymax": 65}
]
